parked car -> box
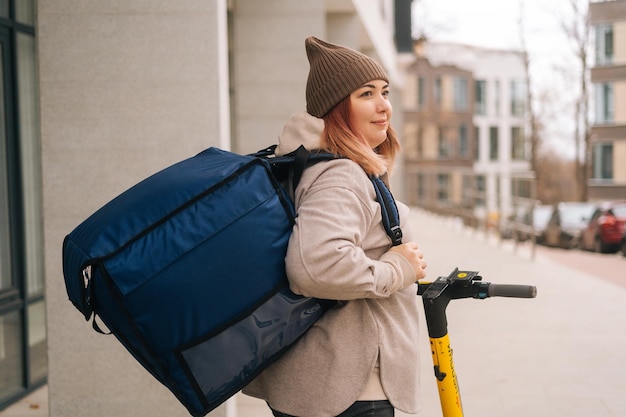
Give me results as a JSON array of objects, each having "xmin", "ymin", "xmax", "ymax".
[
  {"xmin": 579, "ymin": 200, "xmax": 626, "ymax": 253},
  {"xmin": 543, "ymin": 202, "xmax": 598, "ymax": 249},
  {"xmin": 515, "ymin": 204, "xmax": 553, "ymax": 244}
]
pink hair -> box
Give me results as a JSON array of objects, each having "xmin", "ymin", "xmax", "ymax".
[{"xmin": 320, "ymin": 97, "xmax": 400, "ymax": 176}]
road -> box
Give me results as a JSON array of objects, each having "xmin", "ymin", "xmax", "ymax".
[{"xmin": 507, "ymin": 239, "xmax": 626, "ymax": 289}]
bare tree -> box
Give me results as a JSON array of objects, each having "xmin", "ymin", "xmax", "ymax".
[
  {"xmin": 535, "ymin": 150, "xmax": 579, "ymax": 204},
  {"xmin": 559, "ymin": 0, "xmax": 591, "ymax": 201},
  {"xmin": 517, "ymin": 0, "xmax": 542, "ymax": 182}
]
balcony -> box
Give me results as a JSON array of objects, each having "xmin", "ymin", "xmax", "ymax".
[
  {"xmin": 591, "ymin": 64, "xmax": 626, "ymax": 82},
  {"xmin": 589, "ymin": 0, "xmax": 626, "ymax": 24}
]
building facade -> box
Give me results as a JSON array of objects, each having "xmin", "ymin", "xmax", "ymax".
[
  {"xmin": 403, "ymin": 38, "xmax": 477, "ymax": 223},
  {"xmin": 0, "ymin": 0, "xmax": 46, "ymax": 409},
  {"xmin": 0, "ymin": 0, "xmax": 410, "ymax": 415},
  {"xmin": 589, "ymin": 0, "xmax": 626, "ymax": 200},
  {"xmin": 403, "ymin": 39, "xmax": 532, "ymax": 226}
]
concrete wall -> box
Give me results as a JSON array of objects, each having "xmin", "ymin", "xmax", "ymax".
[
  {"xmin": 38, "ymin": 1, "xmax": 403, "ymax": 415},
  {"xmin": 230, "ymin": 1, "xmax": 324, "ymax": 154},
  {"xmin": 616, "ymin": 21, "xmax": 626, "ymax": 63},
  {"xmin": 39, "ymin": 1, "xmax": 227, "ymax": 415}
]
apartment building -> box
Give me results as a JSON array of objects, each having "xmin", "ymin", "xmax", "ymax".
[
  {"xmin": 403, "ymin": 38, "xmax": 477, "ymax": 222},
  {"xmin": 589, "ymin": 0, "xmax": 626, "ymax": 199},
  {"xmin": 403, "ymin": 38, "xmax": 531, "ymax": 225},
  {"xmin": 1, "ymin": 0, "xmax": 410, "ymax": 415}
]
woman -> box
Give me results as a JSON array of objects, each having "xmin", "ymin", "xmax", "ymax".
[{"xmin": 243, "ymin": 36, "xmax": 427, "ymax": 417}]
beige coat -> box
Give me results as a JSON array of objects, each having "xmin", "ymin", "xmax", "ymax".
[{"xmin": 243, "ymin": 113, "xmax": 421, "ymax": 416}]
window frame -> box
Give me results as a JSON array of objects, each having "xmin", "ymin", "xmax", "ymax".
[
  {"xmin": 453, "ymin": 76, "xmax": 468, "ymax": 111},
  {"xmin": 595, "ymin": 82, "xmax": 614, "ymax": 123},
  {"xmin": 592, "ymin": 142, "xmax": 613, "ymax": 180},
  {"xmin": 474, "ymin": 79, "xmax": 486, "ymax": 115},
  {"xmin": 511, "ymin": 126, "xmax": 525, "ymax": 160},
  {"xmin": 0, "ymin": 0, "xmax": 45, "ymax": 409},
  {"xmin": 595, "ymin": 23, "xmax": 613, "ymax": 65},
  {"xmin": 510, "ymin": 80, "xmax": 526, "ymax": 117},
  {"xmin": 489, "ymin": 126, "xmax": 499, "ymax": 161}
]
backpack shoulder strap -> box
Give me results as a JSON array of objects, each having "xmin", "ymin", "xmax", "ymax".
[
  {"xmin": 288, "ymin": 146, "xmax": 403, "ymax": 246},
  {"xmin": 370, "ymin": 176, "xmax": 403, "ymax": 246},
  {"xmin": 253, "ymin": 144, "xmax": 403, "ymax": 246},
  {"xmin": 290, "ymin": 145, "xmax": 315, "ymax": 195}
]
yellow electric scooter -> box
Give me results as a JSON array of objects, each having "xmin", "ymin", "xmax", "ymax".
[{"xmin": 417, "ymin": 268, "xmax": 537, "ymax": 417}]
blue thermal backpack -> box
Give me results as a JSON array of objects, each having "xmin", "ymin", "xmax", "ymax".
[{"xmin": 62, "ymin": 145, "xmax": 402, "ymax": 416}]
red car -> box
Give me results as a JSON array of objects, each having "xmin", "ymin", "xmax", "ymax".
[{"xmin": 579, "ymin": 200, "xmax": 626, "ymax": 253}]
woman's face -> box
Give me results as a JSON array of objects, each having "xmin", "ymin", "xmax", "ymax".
[{"xmin": 349, "ymin": 79, "xmax": 392, "ymax": 149}]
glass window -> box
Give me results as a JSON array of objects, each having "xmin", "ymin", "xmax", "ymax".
[
  {"xmin": 462, "ymin": 175, "xmax": 473, "ymax": 208},
  {"xmin": 459, "ymin": 124, "xmax": 469, "ymax": 158},
  {"xmin": 475, "ymin": 175, "xmax": 486, "ymax": 207},
  {"xmin": 593, "ymin": 143, "xmax": 613, "ymax": 179},
  {"xmin": 418, "ymin": 76, "xmax": 425, "ymax": 108},
  {"xmin": 16, "ymin": 33, "xmax": 44, "ymax": 296},
  {"xmin": 510, "ymin": 80, "xmax": 525, "ymax": 117},
  {"xmin": 475, "ymin": 80, "xmax": 486, "ymax": 115},
  {"xmin": 453, "ymin": 76, "xmax": 468, "ymax": 111},
  {"xmin": 474, "ymin": 126, "xmax": 480, "ymax": 161},
  {"xmin": 28, "ymin": 301, "xmax": 47, "ymax": 382},
  {"xmin": 0, "ymin": 39, "xmax": 11, "ymax": 293},
  {"xmin": 434, "ymin": 77, "xmax": 442, "ymax": 106},
  {"xmin": 511, "ymin": 126, "xmax": 525, "ymax": 160},
  {"xmin": 438, "ymin": 127, "xmax": 448, "ymax": 158},
  {"xmin": 15, "ymin": 0, "xmax": 35, "ymax": 26},
  {"xmin": 0, "ymin": 310, "xmax": 23, "ymax": 401},
  {"xmin": 0, "ymin": 0, "xmax": 7, "ymax": 18},
  {"xmin": 437, "ymin": 173, "xmax": 449, "ymax": 202},
  {"xmin": 512, "ymin": 178, "xmax": 532, "ymax": 199},
  {"xmin": 595, "ymin": 24, "xmax": 613, "ymax": 65},
  {"xmin": 0, "ymin": 0, "xmax": 41, "ymax": 406},
  {"xmin": 494, "ymin": 80, "xmax": 500, "ymax": 116},
  {"xmin": 595, "ymin": 82, "xmax": 614, "ymax": 123},
  {"xmin": 489, "ymin": 126, "xmax": 499, "ymax": 161},
  {"xmin": 417, "ymin": 127, "xmax": 423, "ymax": 156}
]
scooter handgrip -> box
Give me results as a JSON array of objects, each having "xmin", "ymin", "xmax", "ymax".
[{"xmin": 488, "ymin": 284, "xmax": 537, "ymax": 298}]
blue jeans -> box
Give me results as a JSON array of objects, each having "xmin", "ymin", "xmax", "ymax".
[{"xmin": 270, "ymin": 400, "xmax": 394, "ymax": 417}]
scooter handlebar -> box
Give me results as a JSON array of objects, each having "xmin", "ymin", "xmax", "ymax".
[
  {"xmin": 417, "ymin": 269, "xmax": 538, "ymax": 300},
  {"xmin": 487, "ymin": 283, "xmax": 537, "ymax": 298}
]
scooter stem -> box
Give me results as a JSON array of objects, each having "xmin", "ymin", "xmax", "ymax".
[{"xmin": 417, "ymin": 268, "xmax": 537, "ymax": 417}]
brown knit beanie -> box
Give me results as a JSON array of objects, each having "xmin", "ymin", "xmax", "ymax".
[{"xmin": 305, "ymin": 36, "xmax": 389, "ymax": 118}]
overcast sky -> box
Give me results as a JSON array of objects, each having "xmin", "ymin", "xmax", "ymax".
[{"xmin": 412, "ymin": 0, "xmax": 587, "ymax": 157}]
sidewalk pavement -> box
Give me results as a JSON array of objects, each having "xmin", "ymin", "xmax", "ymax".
[
  {"xmin": 236, "ymin": 208, "xmax": 626, "ymax": 417},
  {"xmin": 4, "ymin": 208, "xmax": 625, "ymax": 416}
]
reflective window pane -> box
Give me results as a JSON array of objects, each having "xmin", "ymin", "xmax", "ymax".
[
  {"xmin": 15, "ymin": 0, "xmax": 35, "ymax": 26},
  {"xmin": 0, "ymin": 311, "xmax": 24, "ymax": 401},
  {"xmin": 28, "ymin": 301, "xmax": 47, "ymax": 382},
  {"xmin": 0, "ymin": 0, "xmax": 8, "ymax": 18},
  {"xmin": 16, "ymin": 33, "xmax": 44, "ymax": 296},
  {"xmin": 0, "ymin": 40, "xmax": 12, "ymax": 293}
]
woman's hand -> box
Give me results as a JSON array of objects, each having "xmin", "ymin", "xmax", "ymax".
[{"xmin": 388, "ymin": 242, "xmax": 427, "ymax": 282}]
